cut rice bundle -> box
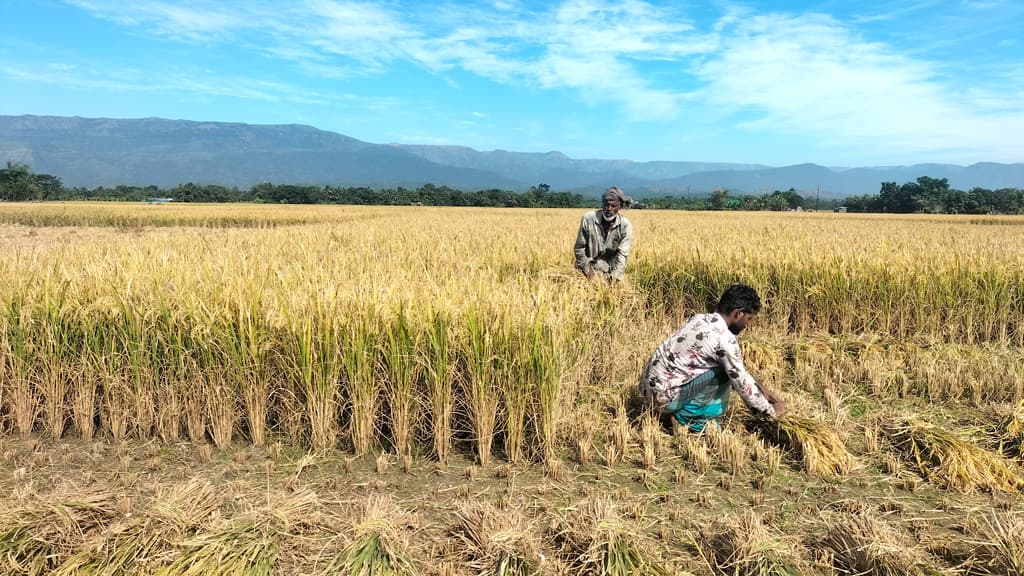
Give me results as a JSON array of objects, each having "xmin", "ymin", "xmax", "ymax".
[
  {"xmin": 53, "ymin": 479, "xmax": 223, "ymax": 575},
  {"xmin": 696, "ymin": 510, "xmax": 805, "ymax": 576},
  {"xmin": 451, "ymin": 501, "xmax": 540, "ymax": 576},
  {"xmin": 882, "ymin": 415, "xmax": 1024, "ymax": 494},
  {"xmin": 154, "ymin": 488, "xmax": 318, "ymax": 576},
  {"xmin": 0, "ymin": 488, "xmax": 119, "ymax": 576},
  {"xmin": 322, "ymin": 494, "xmax": 417, "ymax": 576},
  {"xmin": 553, "ymin": 497, "xmax": 667, "ymax": 576},
  {"xmin": 748, "ymin": 414, "xmax": 856, "ymax": 478},
  {"xmin": 818, "ymin": 511, "xmax": 942, "ymax": 576}
]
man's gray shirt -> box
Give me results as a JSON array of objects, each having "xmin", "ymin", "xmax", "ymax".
[{"xmin": 573, "ymin": 210, "xmax": 633, "ymax": 280}]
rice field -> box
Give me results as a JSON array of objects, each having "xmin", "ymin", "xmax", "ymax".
[{"xmin": 1, "ymin": 201, "xmax": 1024, "ymax": 575}]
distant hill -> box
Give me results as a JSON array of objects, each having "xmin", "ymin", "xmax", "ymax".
[{"xmin": 1, "ymin": 115, "xmax": 1021, "ymax": 196}]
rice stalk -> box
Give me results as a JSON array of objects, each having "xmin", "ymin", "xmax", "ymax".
[
  {"xmin": 422, "ymin": 309, "xmax": 455, "ymax": 465},
  {"xmin": 499, "ymin": 317, "xmax": 529, "ymax": 464},
  {"xmin": 958, "ymin": 510, "xmax": 1024, "ymax": 575},
  {"xmin": 343, "ymin": 308, "xmax": 379, "ymax": 456},
  {"xmin": 381, "ymin": 306, "xmax": 420, "ymax": 460},
  {"xmin": 465, "ymin": 303, "xmax": 499, "ymax": 466}
]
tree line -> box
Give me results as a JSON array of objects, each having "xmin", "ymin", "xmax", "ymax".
[
  {"xmin": 2, "ymin": 162, "xmax": 1021, "ymax": 214},
  {"xmin": 842, "ymin": 176, "xmax": 1024, "ymax": 214}
]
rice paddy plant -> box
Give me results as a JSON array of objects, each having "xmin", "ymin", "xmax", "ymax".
[
  {"xmin": 291, "ymin": 311, "xmax": 344, "ymax": 454},
  {"xmin": 695, "ymin": 510, "xmax": 804, "ymax": 576},
  {"xmin": 155, "ymin": 517, "xmax": 278, "ymax": 576},
  {"xmin": 882, "ymin": 415, "xmax": 1024, "ymax": 494},
  {"xmin": 554, "ymin": 497, "xmax": 667, "ymax": 576},
  {"xmin": 342, "ymin": 307, "xmax": 380, "ymax": 456},
  {"xmin": 452, "ymin": 501, "xmax": 540, "ymax": 576},
  {"xmin": 465, "ymin": 303, "xmax": 499, "ymax": 466},
  {"xmin": 381, "ymin": 306, "xmax": 420, "ymax": 460},
  {"xmin": 421, "ymin": 308, "xmax": 456, "ymax": 464},
  {"xmin": 529, "ymin": 311, "xmax": 561, "ymax": 466},
  {"xmin": 223, "ymin": 293, "xmax": 272, "ymax": 446},
  {"xmin": 498, "ymin": 317, "xmax": 530, "ymax": 464},
  {"xmin": 3, "ymin": 298, "xmax": 38, "ymax": 437},
  {"xmin": 748, "ymin": 414, "xmax": 856, "ymax": 478},
  {"xmin": 115, "ymin": 296, "xmax": 158, "ymax": 439}
]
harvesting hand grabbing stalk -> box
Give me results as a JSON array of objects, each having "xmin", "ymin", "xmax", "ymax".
[
  {"xmin": 573, "ymin": 186, "xmax": 633, "ymax": 282},
  {"xmin": 639, "ymin": 284, "xmax": 787, "ymax": 432}
]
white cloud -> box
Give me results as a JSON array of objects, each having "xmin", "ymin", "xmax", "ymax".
[{"xmin": 695, "ymin": 13, "xmax": 1024, "ymax": 162}]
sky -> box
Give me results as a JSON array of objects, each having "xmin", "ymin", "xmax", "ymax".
[{"xmin": 1, "ymin": 0, "xmax": 1022, "ymax": 167}]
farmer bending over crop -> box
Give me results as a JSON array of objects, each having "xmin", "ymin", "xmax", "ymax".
[
  {"xmin": 573, "ymin": 186, "xmax": 633, "ymax": 282},
  {"xmin": 639, "ymin": 284, "xmax": 786, "ymax": 431}
]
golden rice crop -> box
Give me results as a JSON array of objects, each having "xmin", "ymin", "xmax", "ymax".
[
  {"xmin": 3, "ymin": 205, "xmax": 1024, "ymax": 463},
  {"xmin": 882, "ymin": 415, "xmax": 1024, "ymax": 494}
]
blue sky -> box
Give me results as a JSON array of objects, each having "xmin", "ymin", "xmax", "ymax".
[{"xmin": 1, "ymin": 0, "xmax": 1022, "ymax": 167}]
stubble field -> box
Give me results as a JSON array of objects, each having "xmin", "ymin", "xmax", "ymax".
[{"xmin": 1, "ymin": 202, "xmax": 1023, "ymax": 575}]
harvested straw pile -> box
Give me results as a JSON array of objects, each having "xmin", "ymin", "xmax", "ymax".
[
  {"xmin": 696, "ymin": 510, "xmax": 805, "ymax": 576},
  {"xmin": 450, "ymin": 501, "xmax": 541, "ymax": 576},
  {"xmin": 323, "ymin": 494, "xmax": 417, "ymax": 576},
  {"xmin": 818, "ymin": 511, "xmax": 941, "ymax": 576},
  {"xmin": 0, "ymin": 488, "xmax": 119, "ymax": 576},
  {"xmin": 957, "ymin": 511, "xmax": 1024, "ymax": 575},
  {"xmin": 553, "ymin": 497, "xmax": 667, "ymax": 576},
  {"xmin": 155, "ymin": 488, "xmax": 318, "ymax": 576},
  {"xmin": 53, "ymin": 479, "xmax": 222, "ymax": 575},
  {"xmin": 995, "ymin": 403, "xmax": 1024, "ymax": 458},
  {"xmin": 882, "ymin": 415, "xmax": 1024, "ymax": 494},
  {"xmin": 747, "ymin": 414, "xmax": 856, "ymax": 478}
]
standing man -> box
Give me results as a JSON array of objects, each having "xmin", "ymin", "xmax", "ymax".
[
  {"xmin": 574, "ymin": 186, "xmax": 633, "ymax": 282},
  {"xmin": 639, "ymin": 284, "xmax": 786, "ymax": 431}
]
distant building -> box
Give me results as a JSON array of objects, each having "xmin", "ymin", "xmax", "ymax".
[{"xmin": 146, "ymin": 198, "xmax": 174, "ymax": 204}]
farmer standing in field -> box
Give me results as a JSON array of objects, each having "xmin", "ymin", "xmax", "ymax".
[
  {"xmin": 573, "ymin": 186, "xmax": 633, "ymax": 282},
  {"xmin": 639, "ymin": 284, "xmax": 787, "ymax": 431}
]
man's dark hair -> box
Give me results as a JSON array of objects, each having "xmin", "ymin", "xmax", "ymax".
[{"xmin": 716, "ymin": 284, "xmax": 761, "ymax": 315}]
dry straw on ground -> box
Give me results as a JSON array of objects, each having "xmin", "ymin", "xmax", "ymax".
[
  {"xmin": 0, "ymin": 487, "xmax": 119, "ymax": 576},
  {"xmin": 818, "ymin": 510, "xmax": 942, "ymax": 576}
]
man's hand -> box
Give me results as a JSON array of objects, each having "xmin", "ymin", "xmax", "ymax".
[{"xmin": 761, "ymin": 388, "xmax": 787, "ymax": 418}]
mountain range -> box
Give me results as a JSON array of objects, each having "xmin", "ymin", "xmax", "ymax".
[{"xmin": 2, "ymin": 115, "xmax": 1021, "ymax": 198}]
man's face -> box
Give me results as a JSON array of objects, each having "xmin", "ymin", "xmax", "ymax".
[
  {"xmin": 602, "ymin": 198, "xmax": 621, "ymax": 221},
  {"xmin": 726, "ymin": 310, "xmax": 754, "ymax": 335}
]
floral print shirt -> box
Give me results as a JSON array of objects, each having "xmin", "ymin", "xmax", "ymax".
[
  {"xmin": 573, "ymin": 210, "xmax": 632, "ymax": 280},
  {"xmin": 639, "ymin": 312, "xmax": 775, "ymax": 416}
]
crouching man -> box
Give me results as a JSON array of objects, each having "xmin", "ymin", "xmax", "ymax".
[{"xmin": 639, "ymin": 284, "xmax": 786, "ymax": 431}]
